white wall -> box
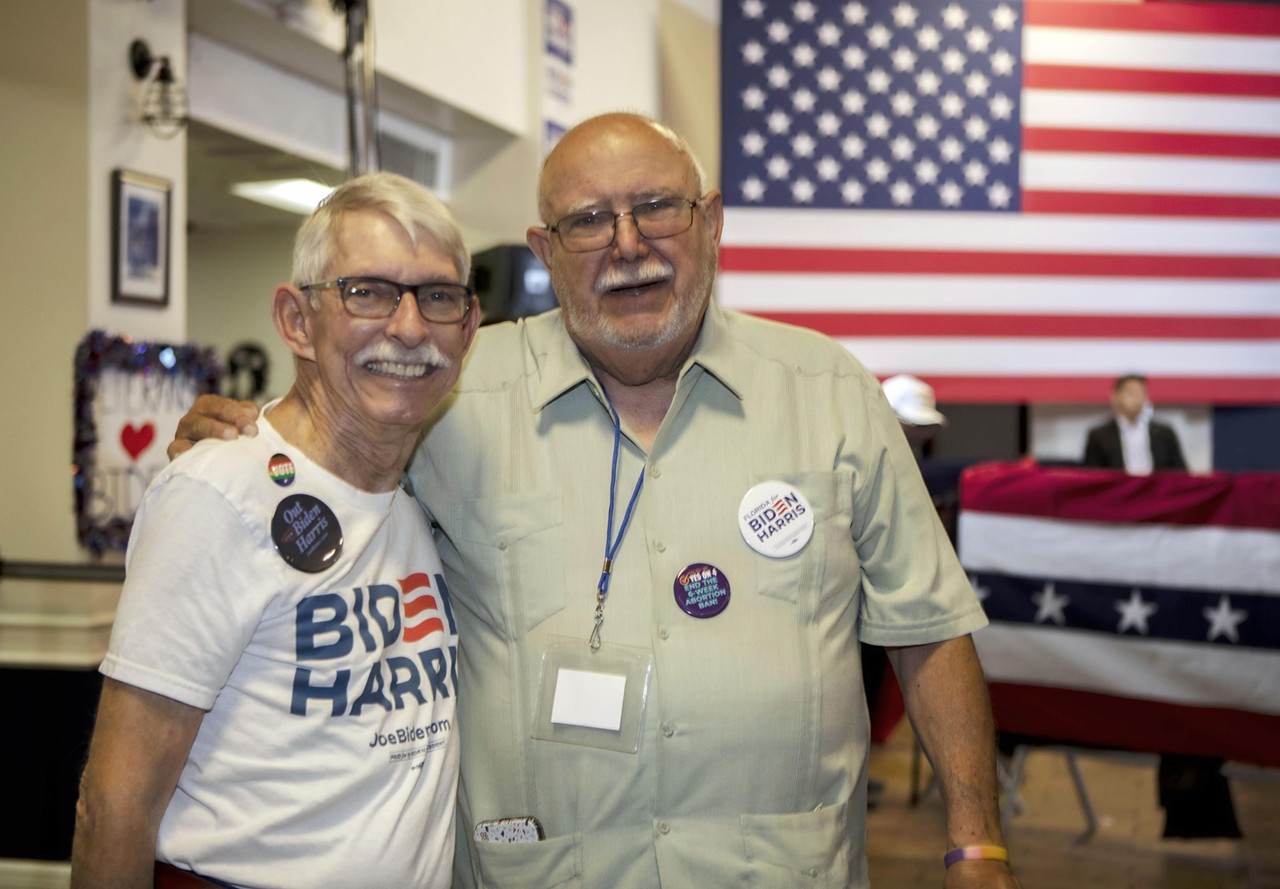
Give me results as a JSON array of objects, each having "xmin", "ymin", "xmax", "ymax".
[
  {"xmin": 89, "ymin": 0, "xmax": 188, "ymax": 344},
  {"xmin": 187, "ymin": 225, "xmax": 298, "ymax": 404},
  {"xmin": 1, "ymin": 0, "xmax": 187, "ymax": 563},
  {"xmin": 560, "ymin": 1, "xmax": 661, "ymax": 128},
  {"xmin": 372, "ymin": 0, "xmax": 530, "ymax": 135},
  {"xmin": 669, "ymin": 0, "xmax": 719, "ymax": 20},
  {"xmin": 0, "ymin": 2, "xmax": 90, "ymax": 563},
  {"xmin": 659, "ymin": 0, "xmax": 720, "ymax": 188}
]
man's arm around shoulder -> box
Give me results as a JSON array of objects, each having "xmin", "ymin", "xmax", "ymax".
[{"xmin": 167, "ymin": 395, "xmax": 260, "ymax": 460}]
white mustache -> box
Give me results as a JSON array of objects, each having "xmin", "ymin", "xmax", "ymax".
[
  {"xmin": 353, "ymin": 341, "xmax": 451, "ymax": 370},
  {"xmin": 596, "ymin": 259, "xmax": 674, "ymax": 293}
]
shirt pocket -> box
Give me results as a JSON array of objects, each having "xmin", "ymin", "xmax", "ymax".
[
  {"xmin": 474, "ymin": 831, "xmax": 582, "ymax": 889},
  {"xmin": 446, "ymin": 492, "xmax": 565, "ymax": 636},
  {"xmin": 753, "ymin": 471, "xmax": 852, "ymax": 612},
  {"xmin": 740, "ymin": 798, "xmax": 859, "ymax": 888}
]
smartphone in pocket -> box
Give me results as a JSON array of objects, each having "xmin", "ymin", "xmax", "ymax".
[{"xmin": 474, "ymin": 816, "xmax": 545, "ymax": 844}]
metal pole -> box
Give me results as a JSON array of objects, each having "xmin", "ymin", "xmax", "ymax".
[{"xmin": 335, "ymin": 0, "xmax": 377, "ymax": 177}]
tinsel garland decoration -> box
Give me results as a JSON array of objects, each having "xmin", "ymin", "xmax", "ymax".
[{"xmin": 72, "ymin": 330, "xmax": 222, "ymax": 554}]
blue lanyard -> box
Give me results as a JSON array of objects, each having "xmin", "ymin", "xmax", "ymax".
[{"xmin": 590, "ymin": 395, "xmax": 646, "ymax": 650}]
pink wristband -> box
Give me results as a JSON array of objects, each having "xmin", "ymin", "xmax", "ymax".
[{"xmin": 943, "ymin": 844, "xmax": 1009, "ymax": 868}]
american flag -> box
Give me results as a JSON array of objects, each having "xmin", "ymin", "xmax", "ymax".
[
  {"xmin": 959, "ymin": 461, "xmax": 1280, "ymax": 767},
  {"xmin": 717, "ymin": 0, "xmax": 1280, "ymax": 403}
]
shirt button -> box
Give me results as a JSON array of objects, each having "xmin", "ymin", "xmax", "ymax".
[
  {"xmin": 497, "ymin": 539, "xmax": 508, "ymax": 551},
  {"xmin": 651, "ymin": 465, "xmax": 661, "ymax": 478},
  {"xmin": 658, "ymin": 627, "xmax": 670, "ymax": 640},
  {"xmin": 807, "ymin": 867, "xmax": 819, "ymax": 877},
  {"xmin": 657, "ymin": 821, "xmax": 670, "ymax": 834},
  {"xmin": 661, "ymin": 722, "xmax": 674, "ymax": 737},
  {"xmin": 655, "ymin": 540, "xmax": 666, "ymax": 553}
]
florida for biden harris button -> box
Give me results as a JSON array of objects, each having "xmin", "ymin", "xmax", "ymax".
[{"xmin": 737, "ymin": 481, "xmax": 814, "ymax": 558}]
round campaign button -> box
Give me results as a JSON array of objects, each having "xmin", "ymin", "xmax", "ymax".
[
  {"xmin": 673, "ymin": 563, "xmax": 730, "ymax": 618},
  {"xmin": 271, "ymin": 493, "xmax": 343, "ymax": 573},
  {"xmin": 737, "ymin": 481, "xmax": 815, "ymax": 558},
  {"xmin": 268, "ymin": 453, "xmax": 296, "ymax": 487}
]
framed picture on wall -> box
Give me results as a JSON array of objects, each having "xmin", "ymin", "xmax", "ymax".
[{"xmin": 111, "ymin": 169, "xmax": 171, "ymax": 306}]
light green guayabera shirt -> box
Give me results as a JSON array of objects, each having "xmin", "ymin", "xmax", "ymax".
[{"xmin": 409, "ymin": 301, "xmax": 986, "ymax": 889}]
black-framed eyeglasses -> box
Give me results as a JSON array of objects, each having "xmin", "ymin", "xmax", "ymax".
[
  {"xmin": 547, "ymin": 196, "xmax": 701, "ymax": 253},
  {"xmin": 300, "ymin": 277, "xmax": 474, "ymax": 324}
]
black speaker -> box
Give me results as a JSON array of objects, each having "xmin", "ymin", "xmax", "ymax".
[{"xmin": 471, "ymin": 244, "xmax": 557, "ymax": 324}]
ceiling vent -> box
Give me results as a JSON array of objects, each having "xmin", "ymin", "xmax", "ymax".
[{"xmin": 377, "ymin": 115, "xmax": 452, "ymax": 199}]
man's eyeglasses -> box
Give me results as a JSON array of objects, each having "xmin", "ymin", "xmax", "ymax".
[
  {"xmin": 548, "ymin": 196, "xmax": 701, "ymax": 253},
  {"xmin": 300, "ymin": 277, "xmax": 473, "ymax": 324}
]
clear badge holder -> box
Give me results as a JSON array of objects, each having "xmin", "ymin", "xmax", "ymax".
[{"xmin": 532, "ymin": 636, "xmax": 653, "ymax": 754}]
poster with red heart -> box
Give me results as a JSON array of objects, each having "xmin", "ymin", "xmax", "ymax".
[
  {"xmin": 88, "ymin": 370, "xmax": 193, "ymax": 521},
  {"xmin": 73, "ymin": 332, "xmax": 221, "ymax": 553}
]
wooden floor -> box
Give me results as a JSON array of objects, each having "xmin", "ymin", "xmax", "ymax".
[{"xmin": 866, "ymin": 723, "xmax": 1280, "ymax": 888}]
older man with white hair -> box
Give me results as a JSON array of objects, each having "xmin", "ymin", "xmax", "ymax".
[{"xmin": 73, "ymin": 173, "xmax": 480, "ymax": 889}]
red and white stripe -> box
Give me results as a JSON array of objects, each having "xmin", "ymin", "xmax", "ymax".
[{"xmin": 401, "ymin": 572, "xmax": 445, "ymax": 644}]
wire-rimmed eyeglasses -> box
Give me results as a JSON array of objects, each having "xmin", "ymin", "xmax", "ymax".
[
  {"xmin": 300, "ymin": 277, "xmax": 473, "ymax": 324},
  {"xmin": 547, "ymin": 196, "xmax": 702, "ymax": 253}
]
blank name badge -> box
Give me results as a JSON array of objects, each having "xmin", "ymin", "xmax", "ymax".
[{"xmin": 533, "ymin": 638, "xmax": 653, "ymax": 754}]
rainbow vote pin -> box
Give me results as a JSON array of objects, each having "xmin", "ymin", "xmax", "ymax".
[{"xmin": 268, "ymin": 453, "xmax": 296, "ymax": 487}]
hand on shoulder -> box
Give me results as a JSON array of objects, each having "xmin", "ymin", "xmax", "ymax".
[{"xmin": 167, "ymin": 395, "xmax": 260, "ymax": 460}]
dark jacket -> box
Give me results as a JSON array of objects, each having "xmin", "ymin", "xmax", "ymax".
[{"xmin": 1082, "ymin": 419, "xmax": 1187, "ymax": 471}]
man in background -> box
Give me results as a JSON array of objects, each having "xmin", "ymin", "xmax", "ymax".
[
  {"xmin": 1081, "ymin": 374, "xmax": 1240, "ymax": 839},
  {"xmin": 883, "ymin": 372, "xmax": 947, "ymax": 459},
  {"xmin": 1083, "ymin": 373, "xmax": 1187, "ymax": 473}
]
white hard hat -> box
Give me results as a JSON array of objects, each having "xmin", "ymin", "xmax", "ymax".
[{"xmin": 881, "ymin": 374, "xmax": 946, "ymax": 426}]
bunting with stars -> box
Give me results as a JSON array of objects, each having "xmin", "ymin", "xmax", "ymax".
[
  {"xmin": 958, "ymin": 460, "xmax": 1280, "ymax": 767},
  {"xmin": 717, "ymin": 0, "xmax": 1280, "ymax": 404}
]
